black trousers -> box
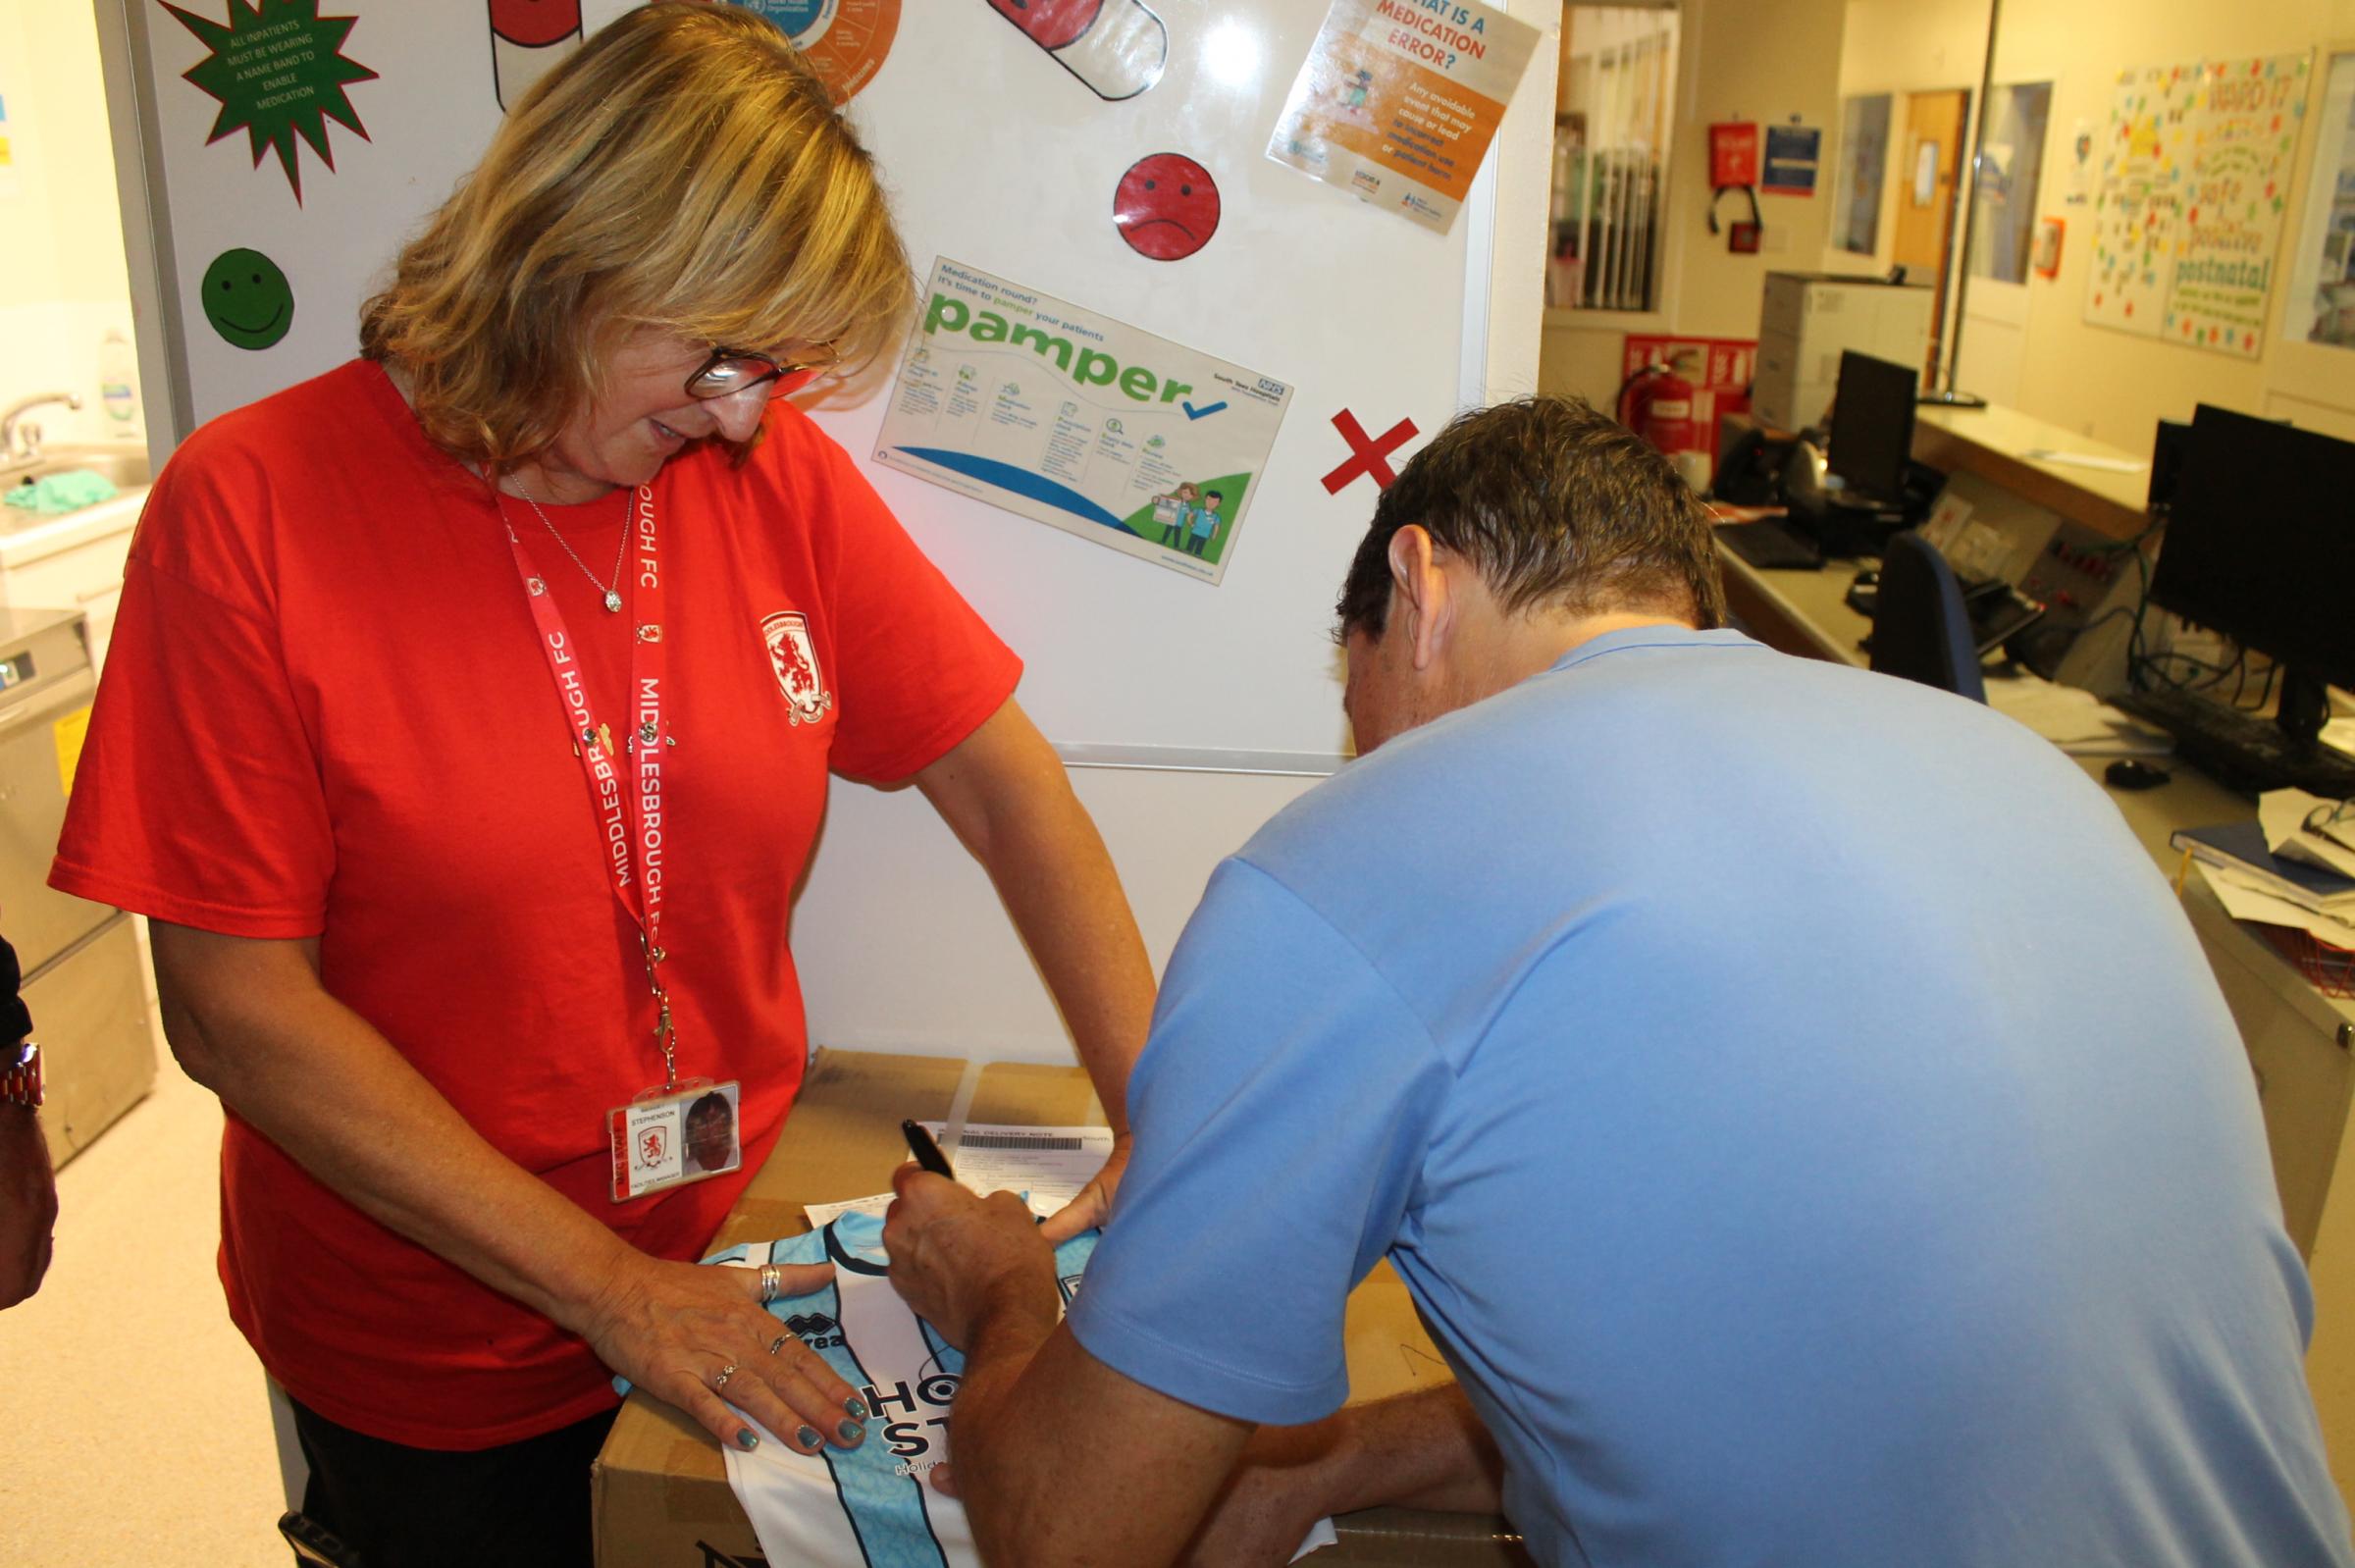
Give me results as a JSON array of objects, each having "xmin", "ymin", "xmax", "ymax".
[{"xmin": 288, "ymin": 1397, "xmax": 619, "ymax": 1568}]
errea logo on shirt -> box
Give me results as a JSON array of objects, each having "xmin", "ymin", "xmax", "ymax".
[
  {"xmin": 785, "ymin": 1310, "xmax": 844, "ymax": 1350},
  {"xmin": 760, "ymin": 611, "xmax": 833, "ymax": 726}
]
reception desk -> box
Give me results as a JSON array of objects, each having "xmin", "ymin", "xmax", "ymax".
[{"xmin": 1714, "ymin": 425, "xmax": 2355, "ymax": 1507}]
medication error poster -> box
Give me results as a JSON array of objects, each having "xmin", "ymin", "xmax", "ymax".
[
  {"xmin": 1267, "ymin": 0, "xmax": 1541, "ymax": 235},
  {"xmin": 875, "ymin": 259, "xmax": 1293, "ymax": 586}
]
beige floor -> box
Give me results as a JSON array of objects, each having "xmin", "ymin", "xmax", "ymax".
[{"xmin": 0, "ymin": 1051, "xmax": 289, "ymax": 1565}]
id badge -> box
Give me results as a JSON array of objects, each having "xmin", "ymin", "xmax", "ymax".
[{"xmin": 608, "ymin": 1078, "xmax": 743, "ymax": 1202}]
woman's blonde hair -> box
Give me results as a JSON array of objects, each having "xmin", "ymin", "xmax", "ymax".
[{"xmin": 359, "ymin": 0, "xmax": 912, "ymax": 471}]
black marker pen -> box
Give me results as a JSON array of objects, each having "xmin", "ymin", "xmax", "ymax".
[{"xmin": 901, "ymin": 1119, "xmax": 956, "ymax": 1179}]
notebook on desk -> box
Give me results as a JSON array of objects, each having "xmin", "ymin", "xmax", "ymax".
[{"xmin": 2170, "ymin": 820, "xmax": 2355, "ymax": 915}]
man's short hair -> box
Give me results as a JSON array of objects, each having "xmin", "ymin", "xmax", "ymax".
[
  {"xmin": 1334, "ymin": 396, "xmax": 1727, "ymax": 640},
  {"xmin": 688, "ymin": 1091, "xmax": 732, "ymax": 1125}
]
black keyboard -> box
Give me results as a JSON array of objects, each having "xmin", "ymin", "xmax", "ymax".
[
  {"xmin": 2114, "ymin": 687, "xmax": 2355, "ymax": 798},
  {"xmin": 1714, "ymin": 520, "xmax": 1822, "ymax": 570}
]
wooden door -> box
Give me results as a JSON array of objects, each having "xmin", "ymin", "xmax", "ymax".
[{"xmin": 1893, "ymin": 88, "xmax": 1969, "ymax": 384}]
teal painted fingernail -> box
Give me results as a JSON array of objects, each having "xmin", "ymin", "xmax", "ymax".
[
  {"xmin": 845, "ymin": 1396, "xmax": 868, "ymax": 1420},
  {"xmin": 736, "ymin": 1429, "xmax": 759, "ymax": 1451},
  {"xmin": 797, "ymin": 1425, "xmax": 822, "ymax": 1449},
  {"xmin": 836, "ymin": 1419, "xmax": 864, "ymax": 1444}
]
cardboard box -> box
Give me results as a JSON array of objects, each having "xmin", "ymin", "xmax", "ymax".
[{"xmin": 593, "ymin": 1048, "xmax": 1530, "ymax": 1566}]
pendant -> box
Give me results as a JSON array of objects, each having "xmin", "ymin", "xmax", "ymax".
[{"xmin": 603, "ymin": 590, "xmax": 624, "ymax": 613}]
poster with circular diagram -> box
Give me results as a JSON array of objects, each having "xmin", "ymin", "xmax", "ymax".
[{"xmin": 725, "ymin": 0, "xmax": 899, "ymax": 104}]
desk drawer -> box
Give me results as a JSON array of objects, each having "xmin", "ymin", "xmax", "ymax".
[{"xmin": 2185, "ymin": 888, "xmax": 2355, "ymax": 1255}]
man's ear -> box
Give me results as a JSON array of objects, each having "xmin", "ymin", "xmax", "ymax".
[{"xmin": 1386, "ymin": 525, "xmax": 1452, "ymax": 673}]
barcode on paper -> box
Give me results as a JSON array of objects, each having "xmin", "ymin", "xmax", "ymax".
[{"xmin": 956, "ymin": 1132, "xmax": 1086, "ymax": 1151}]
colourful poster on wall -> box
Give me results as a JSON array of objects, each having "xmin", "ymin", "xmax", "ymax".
[
  {"xmin": 2084, "ymin": 52, "xmax": 2313, "ymax": 358},
  {"xmin": 875, "ymin": 259, "xmax": 1293, "ymax": 586},
  {"xmin": 0, "ymin": 80, "xmax": 18, "ymax": 201},
  {"xmin": 728, "ymin": 0, "xmax": 900, "ymax": 104},
  {"xmin": 1266, "ymin": 0, "xmax": 1542, "ymax": 235}
]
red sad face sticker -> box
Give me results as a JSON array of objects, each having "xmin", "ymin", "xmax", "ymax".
[
  {"xmin": 988, "ymin": 0, "xmax": 1104, "ymax": 50},
  {"xmin": 1115, "ymin": 153, "xmax": 1220, "ymax": 262}
]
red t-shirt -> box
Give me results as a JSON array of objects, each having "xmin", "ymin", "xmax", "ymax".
[{"xmin": 51, "ymin": 360, "xmax": 1020, "ymax": 1448}]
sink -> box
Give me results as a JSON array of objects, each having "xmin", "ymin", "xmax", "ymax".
[
  {"xmin": 1, "ymin": 442, "xmax": 152, "ymax": 492},
  {"xmin": 0, "ymin": 442, "xmax": 152, "ymax": 558}
]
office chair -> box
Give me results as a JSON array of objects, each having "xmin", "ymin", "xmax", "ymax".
[{"xmin": 1867, "ymin": 530, "xmax": 1986, "ymax": 703}]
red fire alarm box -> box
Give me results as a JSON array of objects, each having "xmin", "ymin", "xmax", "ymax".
[{"xmin": 1708, "ymin": 122, "xmax": 1760, "ymax": 188}]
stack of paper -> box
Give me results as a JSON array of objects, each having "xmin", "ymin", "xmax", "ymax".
[
  {"xmin": 2262, "ymin": 788, "xmax": 2355, "ymax": 881},
  {"xmin": 803, "ymin": 1123, "xmax": 1117, "ymax": 1228},
  {"xmin": 2174, "ymin": 812, "xmax": 2355, "ymax": 951},
  {"xmin": 1986, "ymin": 673, "xmax": 2174, "ymax": 758}
]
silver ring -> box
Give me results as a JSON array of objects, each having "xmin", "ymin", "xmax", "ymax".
[
  {"xmin": 712, "ymin": 1362, "xmax": 738, "ymax": 1391},
  {"xmin": 759, "ymin": 1264, "xmax": 783, "ymax": 1304},
  {"xmin": 767, "ymin": 1333, "xmax": 790, "ymax": 1357}
]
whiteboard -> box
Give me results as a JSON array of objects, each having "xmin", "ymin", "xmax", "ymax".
[{"xmin": 104, "ymin": 0, "xmax": 1546, "ymax": 760}]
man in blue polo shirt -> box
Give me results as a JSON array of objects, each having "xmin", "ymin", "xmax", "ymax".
[{"xmin": 884, "ymin": 397, "xmax": 2354, "ymax": 1567}]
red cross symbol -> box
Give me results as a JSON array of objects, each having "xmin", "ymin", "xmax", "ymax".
[{"xmin": 1321, "ymin": 410, "xmax": 1420, "ymax": 495}]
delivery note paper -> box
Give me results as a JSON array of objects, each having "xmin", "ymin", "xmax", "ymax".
[
  {"xmin": 876, "ymin": 259, "xmax": 1292, "ymax": 586},
  {"xmin": 1268, "ymin": 0, "xmax": 1542, "ymax": 234}
]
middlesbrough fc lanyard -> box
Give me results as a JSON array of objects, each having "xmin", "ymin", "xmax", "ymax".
[{"xmin": 499, "ymin": 485, "xmax": 680, "ymax": 1088}]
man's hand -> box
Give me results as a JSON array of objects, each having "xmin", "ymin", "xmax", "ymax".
[
  {"xmin": 573, "ymin": 1249, "xmax": 867, "ymax": 1456},
  {"xmin": 0, "ymin": 1105, "xmax": 55, "ymax": 1309},
  {"xmin": 1039, "ymin": 1131, "xmax": 1130, "ymax": 1243},
  {"xmin": 883, "ymin": 1165, "xmax": 1059, "ymax": 1351}
]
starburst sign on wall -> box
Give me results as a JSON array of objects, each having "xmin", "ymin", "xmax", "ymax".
[{"xmin": 159, "ymin": 0, "xmax": 378, "ymax": 202}]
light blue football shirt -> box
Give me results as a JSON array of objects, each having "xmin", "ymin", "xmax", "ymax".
[{"xmin": 1071, "ymin": 627, "xmax": 2353, "ymax": 1567}]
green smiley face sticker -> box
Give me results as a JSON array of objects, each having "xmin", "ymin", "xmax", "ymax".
[{"xmin": 200, "ymin": 248, "xmax": 294, "ymax": 350}]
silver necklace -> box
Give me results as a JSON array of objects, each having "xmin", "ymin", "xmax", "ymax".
[{"xmin": 510, "ymin": 473, "xmax": 629, "ymax": 613}]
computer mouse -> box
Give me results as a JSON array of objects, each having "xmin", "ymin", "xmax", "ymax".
[
  {"xmin": 1852, "ymin": 568, "xmax": 1880, "ymax": 589},
  {"xmin": 2104, "ymin": 758, "xmax": 2172, "ymax": 791}
]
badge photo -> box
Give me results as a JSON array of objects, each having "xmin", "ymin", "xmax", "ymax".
[{"xmin": 609, "ymin": 1078, "xmax": 743, "ymax": 1201}]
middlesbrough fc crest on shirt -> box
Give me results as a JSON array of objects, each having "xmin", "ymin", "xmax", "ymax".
[{"xmin": 761, "ymin": 610, "xmax": 833, "ymax": 726}]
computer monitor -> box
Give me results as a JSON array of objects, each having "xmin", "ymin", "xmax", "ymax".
[
  {"xmin": 2139, "ymin": 403, "xmax": 2355, "ymax": 784},
  {"xmin": 2147, "ymin": 418, "xmax": 2190, "ymax": 515},
  {"xmin": 1824, "ymin": 350, "xmax": 1917, "ymax": 509}
]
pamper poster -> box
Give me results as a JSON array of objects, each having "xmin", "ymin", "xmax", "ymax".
[
  {"xmin": 2084, "ymin": 52, "xmax": 2312, "ymax": 358},
  {"xmin": 875, "ymin": 259, "xmax": 1292, "ymax": 587}
]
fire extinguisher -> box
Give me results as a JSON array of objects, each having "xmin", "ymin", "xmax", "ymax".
[{"xmin": 1615, "ymin": 357, "xmax": 1710, "ymax": 494}]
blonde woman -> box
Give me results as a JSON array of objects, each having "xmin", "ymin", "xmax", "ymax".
[{"xmin": 52, "ymin": 6, "xmax": 1151, "ymax": 1562}]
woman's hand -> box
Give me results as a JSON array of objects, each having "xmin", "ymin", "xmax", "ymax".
[
  {"xmin": 1038, "ymin": 1131, "xmax": 1130, "ymax": 1242},
  {"xmin": 574, "ymin": 1250, "xmax": 871, "ymax": 1456}
]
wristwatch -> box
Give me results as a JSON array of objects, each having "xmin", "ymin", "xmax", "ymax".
[{"xmin": 1, "ymin": 1040, "xmax": 40, "ymax": 1109}]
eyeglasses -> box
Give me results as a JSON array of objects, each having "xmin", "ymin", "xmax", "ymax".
[
  {"xmin": 2307, "ymin": 798, "xmax": 2355, "ymax": 855},
  {"xmin": 685, "ymin": 341, "xmax": 840, "ymax": 402}
]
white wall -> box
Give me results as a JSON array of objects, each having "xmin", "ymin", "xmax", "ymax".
[
  {"xmin": 792, "ymin": 0, "xmax": 1561, "ymax": 1065},
  {"xmin": 795, "ymin": 767, "xmax": 1322, "ymax": 1062},
  {"xmin": 0, "ymin": 0, "xmax": 141, "ymax": 447}
]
